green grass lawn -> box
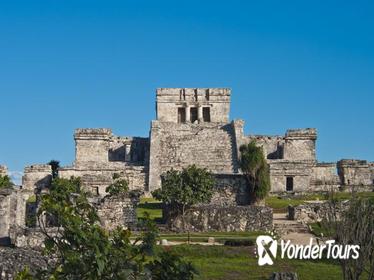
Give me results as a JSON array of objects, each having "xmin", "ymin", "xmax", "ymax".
[
  {"xmin": 158, "ymin": 231, "xmax": 262, "ymax": 243},
  {"xmin": 136, "ymin": 195, "xmax": 374, "ymax": 279},
  {"xmin": 265, "ymin": 194, "xmax": 325, "ymax": 212},
  {"xmin": 138, "ymin": 192, "xmax": 374, "ymax": 218},
  {"xmin": 167, "ymin": 245, "xmax": 342, "ymax": 280},
  {"xmin": 137, "ymin": 197, "xmax": 163, "ymax": 221},
  {"xmin": 265, "ymin": 191, "xmax": 374, "ymax": 212},
  {"xmin": 332, "ymin": 191, "xmax": 374, "ymax": 201}
]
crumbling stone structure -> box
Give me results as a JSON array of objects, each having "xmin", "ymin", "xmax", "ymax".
[
  {"xmin": 96, "ymin": 194, "xmax": 140, "ymax": 231},
  {"xmin": 41, "ymin": 88, "xmax": 373, "ymax": 196},
  {"xmin": 167, "ymin": 205, "xmax": 273, "ymax": 232},
  {"xmin": 0, "ymin": 165, "xmax": 44, "ymax": 246},
  {"xmin": 288, "ymin": 201, "xmax": 349, "ymax": 224},
  {"xmin": 0, "ymin": 247, "xmax": 51, "ymax": 279},
  {"xmin": 0, "ymin": 163, "xmax": 139, "ymax": 248},
  {"xmin": 59, "ymin": 129, "xmax": 148, "ymax": 196},
  {"xmin": 0, "ymin": 165, "xmax": 7, "ymax": 177},
  {"xmin": 1, "ymin": 87, "xmax": 373, "ymax": 245},
  {"xmin": 337, "ymin": 159, "xmax": 374, "ymax": 191}
]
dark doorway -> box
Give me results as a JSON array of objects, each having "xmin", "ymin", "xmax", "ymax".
[
  {"xmin": 286, "ymin": 177, "xmax": 294, "ymax": 192},
  {"xmin": 190, "ymin": 107, "xmax": 198, "ymax": 123},
  {"xmin": 203, "ymin": 107, "xmax": 211, "ymax": 122},
  {"xmin": 178, "ymin": 108, "xmax": 186, "ymax": 123}
]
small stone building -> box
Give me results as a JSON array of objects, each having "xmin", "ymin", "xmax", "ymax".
[{"xmin": 59, "ymin": 129, "xmax": 148, "ymax": 196}]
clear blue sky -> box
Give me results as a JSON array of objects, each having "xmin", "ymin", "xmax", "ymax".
[{"xmin": 0, "ymin": 0, "xmax": 373, "ymax": 180}]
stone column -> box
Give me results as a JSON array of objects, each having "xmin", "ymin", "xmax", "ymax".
[
  {"xmin": 198, "ymin": 105, "xmax": 203, "ymax": 122},
  {"xmin": 185, "ymin": 106, "xmax": 190, "ymax": 123}
]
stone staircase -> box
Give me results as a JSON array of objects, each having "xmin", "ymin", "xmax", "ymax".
[
  {"xmin": 162, "ymin": 123, "xmax": 239, "ymax": 174},
  {"xmin": 273, "ymin": 213, "xmax": 310, "ymax": 236}
]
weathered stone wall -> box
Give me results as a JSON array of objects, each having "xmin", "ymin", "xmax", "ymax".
[
  {"xmin": 18, "ymin": 165, "xmax": 52, "ymax": 233},
  {"xmin": 283, "ymin": 129, "xmax": 317, "ymax": 161},
  {"xmin": 8, "ymin": 193, "xmax": 139, "ymax": 249},
  {"xmin": 232, "ymin": 119, "xmax": 285, "ymax": 161},
  {"xmin": 0, "ymin": 247, "xmax": 50, "ymax": 280},
  {"xmin": 97, "ymin": 195, "xmax": 139, "ymax": 231},
  {"xmin": 247, "ymin": 135, "xmax": 285, "ymax": 160},
  {"xmin": 75, "ymin": 129, "xmax": 149, "ymax": 167},
  {"xmin": 75, "ymin": 128, "xmax": 112, "ymax": 167},
  {"xmin": 0, "ymin": 188, "xmax": 33, "ymax": 245},
  {"xmin": 288, "ymin": 201, "xmax": 349, "ymax": 224},
  {"xmin": 156, "ymin": 88, "xmax": 231, "ymax": 123},
  {"xmin": 0, "ymin": 165, "xmax": 7, "ymax": 177},
  {"xmin": 59, "ymin": 167, "xmax": 112, "ymax": 195},
  {"xmin": 311, "ymin": 163, "xmax": 340, "ymax": 191},
  {"xmin": 59, "ymin": 165, "xmax": 147, "ymax": 196},
  {"xmin": 211, "ymin": 174, "xmax": 250, "ymax": 206},
  {"xmin": 109, "ymin": 137, "xmax": 149, "ymax": 164},
  {"xmin": 167, "ymin": 205, "xmax": 273, "ymax": 232},
  {"xmin": 149, "ymin": 121, "xmax": 239, "ymax": 191},
  {"xmin": 63, "ymin": 128, "xmax": 149, "ymax": 196},
  {"xmin": 22, "ymin": 165, "xmax": 52, "ymax": 191},
  {"xmin": 0, "ymin": 188, "xmax": 17, "ymax": 244},
  {"xmin": 269, "ymin": 160, "xmax": 314, "ymax": 193},
  {"xmin": 235, "ymin": 127, "xmax": 317, "ymax": 162},
  {"xmin": 337, "ymin": 160, "xmax": 373, "ymax": 189},
  {"xmin": 9, "ymin": 226, "xmax": 56, "ymax": 248}
]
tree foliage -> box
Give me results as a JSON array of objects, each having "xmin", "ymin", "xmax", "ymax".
[
  {"xmin": 48, "ymin": 160, "xmax": 60, "ymax": 179},
  {"xmin": 105, "ymin": 174, "xmax": 129, "ymax": 197},
  {"xmin": 18, "ymin": 177, "xmax": 197, "ymax": 280},
  {"xmin": 0, "ymin": 175, "xmax": 13, "ymax": 189},
  {"xmin": 152, "ymin": 165, "xmax": 215, "ymax": 229},
  {"xmin": 148, "ymin": 251, "xmax": 197, "ymax": 280},
  {"xmin": 323, "ymin": 193, "xmax": 374, "ymax": 280},
  {"xmin": 239, "ymin": 140, "xmax": 270, "ymax": 203}
]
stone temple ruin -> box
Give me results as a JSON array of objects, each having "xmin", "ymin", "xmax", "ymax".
[
  {"xmin": 0, "ymin": 88, "xmax": 374, "ymax": 247},
  {"xmin": 58, "ymin": 88, "xmax": 373, "ymax": 195}
]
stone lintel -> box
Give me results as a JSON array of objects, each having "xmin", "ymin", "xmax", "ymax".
[
  {"xmin": 156, "ymin": 88, "xmax": 231, "ymax": 97},
  {"xmin": 24, "ymin": 165, "xmax": 52, "ymax": 173},
  {"xmin": 285, "ymin": 128, "xmax": 317, "ymax": 140},
  {"xmin": 74, "ymin": 128, "xmax": 112, "ymax": 140},
  {"xmin": 337, "ymin": 159, "xmax": 369, "ymax": 168}
]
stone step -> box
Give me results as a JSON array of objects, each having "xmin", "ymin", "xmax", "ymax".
[
  {"xmin": 273, "ymin": 213, "xmax": 310, "ymax": 235},
  {"xmin": 274, "ymin": 224, "xmax": 309, "ymax": 233}
]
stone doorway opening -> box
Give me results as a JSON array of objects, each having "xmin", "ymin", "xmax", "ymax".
[
  {"xmin": 178, "ymin": 107, "xmax": 186, "ymax": 123},
  {"xmin": 203, "ymin": 107, "xmax": 211, "ymax": 122},
  {"xmin": 286, "ymin": 177, "xmax": 294, "ymax": 192},
  {"xmin": 190, "ymin": 107, "xmax": 198, "ymax": 123}
]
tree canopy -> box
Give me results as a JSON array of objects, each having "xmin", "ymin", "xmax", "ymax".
[
  {"xmin": 152, "ymin": 165, "xmax": 215, "ymax": 231},
  {"xmin": 239, "ymin": 140, "xmax": 270, "ymax": 203},
  {"xmin": 153, "ymin": 165, "xmax": 215, "ymax": 214},
  {"xmin": 0, "ymin": 175, "xmax": 13, "ymax": 189},
  {"xmin": 323, "ymin": 194, "xmax": 374, "ymax": 280},
  {"xmin": 105, "ymin": 173, "xmax": 129, "ymax": 197},
  {"xmin": 48, "ymin": 160, "xmax": 60, "ymax": 179}
]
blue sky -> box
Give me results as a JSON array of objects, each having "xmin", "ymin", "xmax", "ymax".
[{"xmin": 0, "ymin": 0, "xmax": 373, "ymax": 180}]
